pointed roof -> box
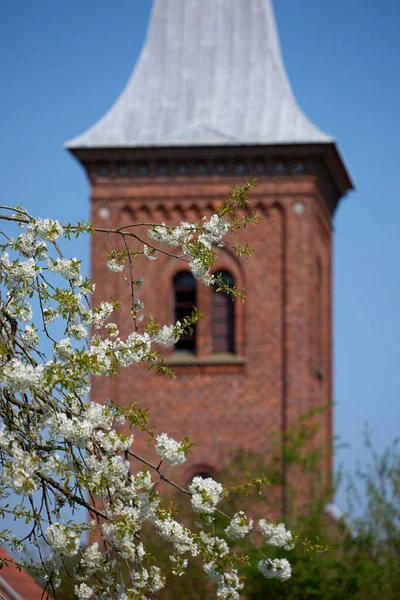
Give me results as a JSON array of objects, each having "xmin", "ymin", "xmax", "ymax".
[{"xmin": 66, "ymin": 0, "xmax": 332, "ymax": 149}]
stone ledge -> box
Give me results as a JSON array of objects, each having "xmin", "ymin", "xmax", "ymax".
[{"xmin": 163, "ymin": 352, "xmax": 247, "ymax": 366}]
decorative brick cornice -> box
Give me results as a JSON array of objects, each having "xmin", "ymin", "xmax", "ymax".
[{"xmin": 70, "ymin": 143, "xmax": 353, "ymax": 216}]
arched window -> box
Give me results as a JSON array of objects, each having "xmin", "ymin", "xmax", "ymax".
[
  {"xmin": 174, "ymin": 271, "xmax": 196, "ymax": 353},
  {"xmin": 212, "ymin": 271, "xmax": 235, "ymax": 354}
]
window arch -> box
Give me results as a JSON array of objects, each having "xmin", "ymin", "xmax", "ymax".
[
  {"xmin": 212, "ymin": 271, "xmax": 235, "ymax": 354},
  {"xmin": 173, "ymin": 271, "xmax": 196, "ymax": 353}
]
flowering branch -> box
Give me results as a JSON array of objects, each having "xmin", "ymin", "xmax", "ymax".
[{"xmin": 0, "ymin": 180, "xmax": 294, "ymax": 599}]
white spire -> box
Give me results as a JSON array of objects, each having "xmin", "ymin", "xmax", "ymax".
[{"xmin": 66, "ymin": 0, "xmax": 332, "ymax": 148}]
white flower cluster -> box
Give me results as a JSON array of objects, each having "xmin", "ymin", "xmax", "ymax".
[
  {"xmin": 148, "ymin": 215, "xmax": 229, "ymax": 285},
  {"xmin": 13, "ymin": 231, "xmax": 47, "ymax": 260},
  {"xmin": 46, "ymin": 402, "xmax": 131, "ymax": 454},
  {"xmin": 144, "ymin": 244, "xmax": 157, "ymax": 260},
  {"xmin": 155, "ymin": 518, "xmax": 199, "ymax": 556},
  {"xmin": 54, "ymin": 337, "xmax": 74, "ymax": 360},
  {"xmin": 107, "ymin": 258, "xmax": 124, "ymax": 273},
  {"xmin": 105, "ymin": 322, "xmax": 119, "ymax": 337},
  {"xmin": 88, "ymin": 337, "xmax": 114, "ymax": 374},
  {"xmin": 33, "ymin": 218, "xmax": 64, "ymax": 242},
  {"xmin": 131, "ymin": 565, "xmax": 165, "ymax": 594},
  {"xmin": 155, "ymin": 433, "xmax": 186, "ymax": 466},
  {"xmin": 155, "ymin": 322, "xmax": 181, "ymax": 346},
  {"xmin": 8, "ymin": 301, "xmax": 33, "ymax": 323},
  {"xmin": 188, "ymin": 476, "xmax": 224, "ymax": 514},
  {"xmin": 74, "ymin": 583, "xmax": 93, "ymax": 600},
  {"xmin": 84, "ymin": 301, "xmax": 114, "ymax": 329},
  {"xmin": 169, "ymin": 554, "xmax": 188, "ymax": 577},
  {"xmin": 258, "ymin": 558, "xmax": 292, "ymax": 582},
  {"xmin": 2, "ymin": 252, "xmax": 40, "ymax": 283},
  {"xmin": 0, "ymin": 358, "xmax": 44, "ymax": 392},
  {"xmin": 47, "ymin": 257, "xmax": 81, "ymax": 281},
  {"xmin": 12, "ymin": 257, "xmax": 40, "ymax": 280},
  {"xmin": 22, "ymin": 325, "xmax": 39, "ymax": 347},
  {"xmin": 258, "ymin": 520, "xmax": 294, "ymax": 550},
  {"xmin": 46, "ymin": 523, "xmax": 80, "ymax": 557},
  {"xmin": 204, "ymin": 563, "xmax": 244, "ymax": 600},
  {"xmin": 148, "ymin": 222, "xmax": 195, "ymax": 246},
  {"xmin": 0, "ymin": 440, "xmax": 39, "ymax": 495},
  {"xmin": 200, "ymin": 532, "xmax": 229, "ymax": 558},
  {"xmin": 80, "ymin": 542, "xmax": 102, "ymax": 573},
  {"xmin": 199, "ymin": 214, "xmax": 229, "ymax": 249},
  {"xmin": 43, "ymin": 306, "xmax": 59, "ymax": 324},
  {"xmin": 225, "ymin": 511, "xmax": 253, "ymax": 540},
  {"xmin": 188, "ymin": 257, "xmax": 214, "ymax": 286},
  {"xmin": 102, "ymin": 506, "xmax": 142, "ymax": 557},
  {"xmin": 68, "ymin": 322, "xmax": 87, "ymax": 340},
  {"xmin": 88, "ymin": 455, "xmax": 133, "ymax": 496},
  {"xmin": 113, "ymin": 331, "xmax": 152, "ymax": 367}
]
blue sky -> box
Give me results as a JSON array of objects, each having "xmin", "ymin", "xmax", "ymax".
[{"xmin": 1, "ymin": 0, "xmax": 399, "ymax": 509}]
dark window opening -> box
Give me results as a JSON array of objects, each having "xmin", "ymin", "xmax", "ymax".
[
  {"xmin": 191, "ymin": 472, "xmax": 212, "ymax": 482},
  {"xmin": 118, "ymin": 164, "xmax": 130, "ymax": 177},
  {"xmin": 212, "ymin": 271, "xmax": 235, "ymax": 354},
  {"xmin": 174, "ymin": 271, "xmax": 196, "ymax": 353}
]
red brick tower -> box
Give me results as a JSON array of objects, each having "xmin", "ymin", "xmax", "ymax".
[{"xmin": 66, "ymin": 0, "xmax": 352, "ymax": 515}]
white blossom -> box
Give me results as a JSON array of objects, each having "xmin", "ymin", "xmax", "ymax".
[
  {"xmin": 14, "ymin": 231, "xmax": 47, "ymax": 259},
  {"xmin": 216, "ymin": 569, "xmax": 243, "ymax": 600},
  {"xmin": 113, "ymin": 331, "xmax": 152, "ymax": 367},
  {"xmin": 189, "ymin": 257, "xmax": 214, "ymax": 285},
  {"xmin": 48, "ymin": 257, "xmax": 81, "ymax": 280},
  {"xmin": 199, "ymin": 214, "xmax": 229, "ymax": 249},
  {"xmin": 258, "ymin": 558, "xmax": 292, "ymax": 582},
  {"xmin": 200, "ymin": 532, "xmax": 229, "ymax": 557},
  {"xmin": 22, "ymin": 325, "xmax": 39, "ymax": 346},
  {"xmin": 155, "ymin": 518, "xmax": 199, "ymax": 556},
  {"xmin": 74, "ymin": 583, "xmax": 94, "ymax": 600},
  {"xmin": 147, "ymin": 566, "xmax": 165, "ymax": 592},
  {"xmin": 188, "ymin": 476, "xmax": 224, "ymax": 514},
  {"xmin": 1, "ymin": 444, "xmax": 39, "ymax": 495},
  {"xmin": 107, "ymin": 258, "xmax": 124, "ymax": 273},
  {"xmin": 46, "ymin": 523, "xmax": 80, "ymax": 557},
  {"xmin": 9, "ymin": 257, "xmax": 40, "ymax": 280},
  {"xmin": 86, "ymin": 455, "xmax": 130, "ymax": 494},
  {"xmin": 84, "ymin": 301, "xmax": 114, "ymax": 329},
  {"xmin": 143, "ymin": 244, "xmax": 157, "ymax": 260},
  {"xmin": 80, "ymin": 542, "xmax": 102, "ymax": 573},
  {"xmin": 54, "ymin": 337, "xmax": 74, "ymax": 360},
  {"xmin": 0, "ymin": 358, "xmax": 44, "ymax": 392},
  {"xmin": 155, "ymin": 323, "xmax": 181, "ymax": 346},
  {"xmin": 155, "ymin": 433, "xmax": 186, "ymax": 466},
  {"xmin": 225, "ymin": 511, "xmax": 253, "ymax": 540},
  {"xmin": 33, "ymin": 218, "xmax": 64, "ymax": 242},
  {"xmin": 204, "ymin": 561, "xmax": 223, "ymax": 582},
  {"xmin": 68, "ymin": 322, "xmax": 87, "ymax": 340},
  {"xmin": 9, "ymin": 302, "xmax": 33, "ymax": 323},
  {"xmin": 43, "ymin": 306, "xmax": 59, "ymax": 324},
  {"xmin": 258, "ymin": 520, "xmax": 294, "ymax": 550},
  {"xmin": 148, "ymin": 222, "xmax": 195, "ymax": 246},
  {"xmin": 106, "ymin": 322, "xmax": 119, "ymax": 337},
  {"xmin": 169, "ymin": 555, "xmax": 188, "ymax": 577}
]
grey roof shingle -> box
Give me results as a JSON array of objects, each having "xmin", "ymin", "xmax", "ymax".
[{"xmin": 66, "ymin": 0, "xmax": 332, "ymax": 149}]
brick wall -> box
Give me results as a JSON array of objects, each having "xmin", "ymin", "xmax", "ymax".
[{"xmin": 88, "ymin": 168, "xmax": 334, "ymax": 516}]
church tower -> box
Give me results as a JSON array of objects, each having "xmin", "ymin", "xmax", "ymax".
[{"xmin": 66, "ymin": 0, "xmax": 352, "ymax": 515}]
